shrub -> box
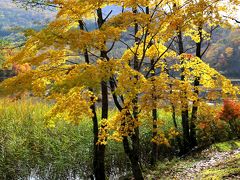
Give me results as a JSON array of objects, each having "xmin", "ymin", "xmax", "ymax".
[
  {"xmin": 196, "ymin": 103, "xmax": 229, "ymax": 145},
  {"xmin": 218, "ymin": 99, "xmax": 240, "ymax": 138}
]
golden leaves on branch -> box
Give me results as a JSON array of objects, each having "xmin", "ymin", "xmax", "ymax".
[
  {"xmin": 48, "ymin": 87, "xmax": 97, "ymax": 125},
  {"xmin": 1, "ymin": 0, "xmax": 240, "ymax": 147}
]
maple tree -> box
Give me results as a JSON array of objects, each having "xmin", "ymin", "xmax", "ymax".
[
  {"xmin": 163, "ymin": 0, "xmax": 240, "ymax": 152},
  {"xmin": 1, "ymin": 0, "xmax": 240, "ymax": 179}
]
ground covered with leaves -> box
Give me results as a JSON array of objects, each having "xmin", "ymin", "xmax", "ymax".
[{"xmin": 146, "ymin": 140, "xmax": 240, "ymax": 180}]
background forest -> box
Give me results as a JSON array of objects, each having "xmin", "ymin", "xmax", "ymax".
[{"xmin": 0, "ymin": 0, "xmax": 240, "ymax": 77}]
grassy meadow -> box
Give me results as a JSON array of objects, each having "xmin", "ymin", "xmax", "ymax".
[
  {"xmin": 0, "ymin": 98, "xmax": 135, "ymax": 179},
  {"xmin": 0, "ymin": 98, "xmax": 238, "ymax": 179}
]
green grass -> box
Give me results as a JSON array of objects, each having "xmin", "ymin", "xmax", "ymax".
[
  {"xmin": 0, "ymin": 98, "xmax": 127, "ymax": 179},
  {"xmin": 0, "ymin": 98, "xmax": 89, "ymax": 179},
  {"xmin": 0, "ymin": 98, "xmax": 181, "ymax": 179},
  {"xmin": 1, "ymin": 98, "xmax": 238, "ymax": 179},
  {"xmin": 211, "ymin": 140, "xmax": 240, "ymax": 152}
]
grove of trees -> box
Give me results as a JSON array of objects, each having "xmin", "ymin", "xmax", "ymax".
[{"xmin": 0, "ymin": 0, "xmax": 240, "ymax": 179}]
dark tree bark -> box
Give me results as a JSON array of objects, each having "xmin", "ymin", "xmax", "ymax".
[
  {"xmin": 190, "ymin": 78, "xmax": 199, "ymax": 148},
  {"xmin": 79, "ymin": 20, "xmax": 107, "ymax": 180},
  {"xmin": 123, "ymin": 136, "xmax": 144, "ymax": 180},
  {"xmin": 92, "ymin": 102, "xmax": 106, "ymax": 180},
  {"xmin": 150, "ymin": 57, "xmax": 158, "ymax": 166},
  {"xmin": 151, "ymin": 108, "xmax": 158, "ymax": 165},
  {"xmin": 190, "ymin": 27, "xmax": 203, "ymax": 148},
  {"xmin": 178, "ymin": 31, "xmax": 190, "ymax": 153},
  {"xmin": 79, "ymin": 20, "xmax": 106, "ymax": 179},
  {"xmin": 80, "ymin": 14, "xmax": 109, "ymax": 180}
]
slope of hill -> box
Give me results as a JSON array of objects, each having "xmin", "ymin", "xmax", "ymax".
[
  {"xmin": 145, "ymin": 140, "xmax": 240, "ymax": 179},
  {"xmin": 205, "ymin": 29, "xmax": 240, "ymax": 78},
  {"xmin": 0, "ymin": 1, "xmax": 239, "ymax": 77},
  {"xmin": 0, "ymin": 0, "xmax": 54, "ymax": 41}
]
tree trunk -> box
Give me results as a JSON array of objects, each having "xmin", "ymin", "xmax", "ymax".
[
  {"xmin": 79, "ymin": 20, "xmax": 106, "ymax": 179},
  {"xmin": 181, "ymin": 108, "xmax": 190, "ymax": 152},
  {"xmin": 190, "ymin": 27, "xmax": 203, "ymax": 148},
  {"xmin": 123, "ymin": 136, "xmax": 144, "ymax": 180},
  {"xmin": 172, "ymin": 104, "xmax": 184, "ymax": 154},
  {"xmin": 151, "ymin": 108, "xmax": 158, "ymax": 165},
  {"xmin": 150, "ymin": 57, "xmax": 158, "ymax": 166},
  {"xmin": 121, "ymin": 7, "xmax": 144, "ymax": 179},
  {"xmin": 178, "ymin": 31, "xmax": 190, "ymax": 152},
  {"xmin": 92, "ymin": 103, "xmax": 106, "ymax": 180},
  {"xmin": 96, "ymin": 8, "xmax": 109, "ymax": 179},
  {"xmin": 190, "ymin": 78, "xmax": 199, "ymax": 148},
  {"xmin": 101, "ymin": 81, "xmax": 108, "ymax": 119}
]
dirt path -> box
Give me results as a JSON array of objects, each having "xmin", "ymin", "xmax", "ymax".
[
  {"xmin": 172, "ymin": 148, "xmax": 240, "ymax": 179},
  {"xmin": 146, "ymin": 143, "xmax": 240, "ymax": 180}
]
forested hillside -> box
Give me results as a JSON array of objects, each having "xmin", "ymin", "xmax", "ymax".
[
  {"xmin": 0, "ymin": 0, "xmax": 239, "ymax": 77},
  {"xmin": 0, "ymin": 0, "xmax": 55, "ymax": 68},
  {"xmin": 206, "ymin": 29, "xmax": 240, "ymax": 77},
  {"xmin": 0, "ymin": 0, "xmax": 54, "ymax": 41}
]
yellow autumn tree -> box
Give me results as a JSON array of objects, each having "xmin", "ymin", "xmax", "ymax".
[{"xmin": 1, "ymin": 0, "xmax": 240, "ymax": 179}]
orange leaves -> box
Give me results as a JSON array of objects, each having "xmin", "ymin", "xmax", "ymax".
[
  {"xmin": 97, "ymin": 119, "xmax": 109, "ymax": 145},
  {"xmin": 197, "ymin": 100, "xmax": 240, "ymax": 144},
  {"xmin": 54, "ymin": 0, "xmax": 98, "ymax": 20},
  {"xmin": 152, "ymin": 133, "xmax": 170, "ymax": 146},
  {"xmin": 152, "ymin": 123, "xmax": 180, "ymax": 146},
  {"xmin": 12, "ymin": 63, "xmax": 31, "ymax": 74},
  {"xmin": 217, "ymin": 99, "xmax": 240, "ymax": 137},
  {"xmin": 218, "ymin": 99, "xmax": 240, "ymax": 122},
  {"xmin": 196, "ymin": 102, "xmax": 228, "ymax": 144},
  {"xmin": 182, "ymin": 53, "xmax": 193, "ymax": 59}
]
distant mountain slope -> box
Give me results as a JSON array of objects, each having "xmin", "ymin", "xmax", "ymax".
[
  {"xmin": 0, "ymin": 0, "xmax": 54, "ymax": 41},
  {"xmin": 0, "ymin": 1, "xmax": 120, "ymax": 41},
  {"xmin": 205, "ymin": 29, "xmax": 240, "ymax": 78},
  {"xmin": 0, "ymin": 1, "xmax": 239, "ymax": 77}
]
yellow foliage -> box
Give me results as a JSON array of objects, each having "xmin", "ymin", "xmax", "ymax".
[{"xmin": 0, "ymin": 0, "xmax": 239, "ymax": 145}]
